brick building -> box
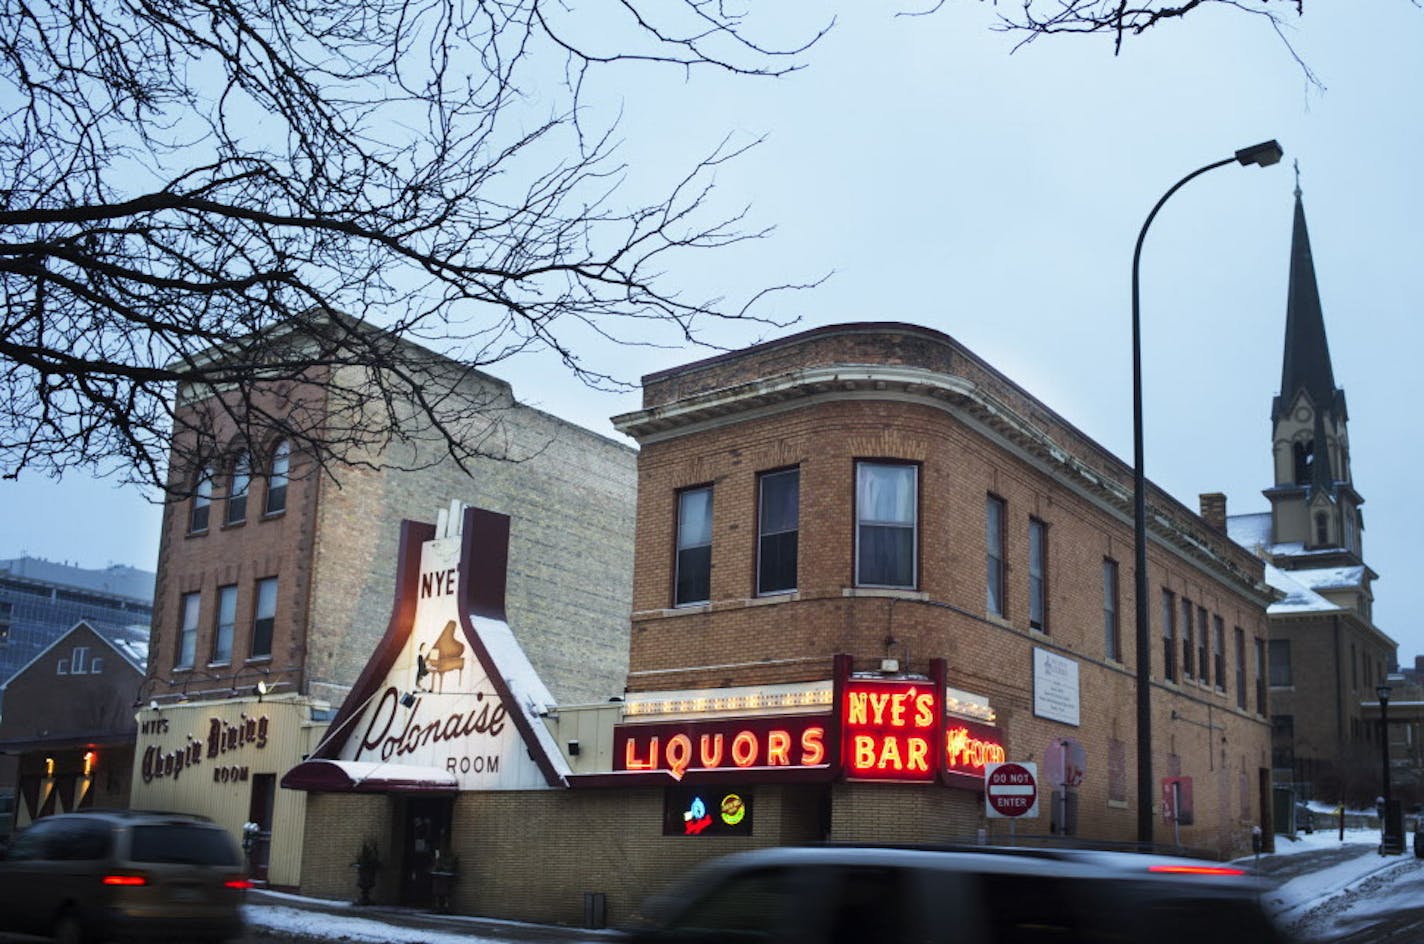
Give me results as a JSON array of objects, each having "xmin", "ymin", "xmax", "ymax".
[
  {"xmin": 130, "ymin": 322, "xmax": 636, "ymax": 890},
  {"xmin": 1225, "ymin": 186, "xmax": 1396, "ymax": 810}
]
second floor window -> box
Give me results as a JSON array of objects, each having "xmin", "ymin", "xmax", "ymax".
[
  {"xmin": 1269, "ymin": 638, "xmax": 1292, "ymax": 687},
  {"xmin": 1255, "ymin": 637, "xmax": 1267, "ymax": 713},
  {"xmin": 856, "ymin": 462, "xmax": 916, "ymax": 589},
  {"xmin": 1161, "ymin": 590, "xmax": 1177, "ymax": 682},
  {"xmin": 675, "ymin": 487, "xmax": 713, "ymax": 606},
  {"xmin": 1028, "ymin": 518, "xmax": 1046, "ymax": 632},
  {"xmin": 189, "ymin": 468, "xmax": 213, "ymax": 533},
  {"xmin": 986, "ymin": 495, "xmax": 1005, "ymax": 616},
  {"xmin": 265, "ymin": 440, "xmax": 290, "ymax": 515},
  {"xmin": 1213, "ymin": 616, "xmax": 1226, "ymax": 692},
  {"xmin": 1197, "ymin": 607, "xmax": 1209, "ymax": 685},
  {"xmin": 177, "ymin": 591, "xmax": 200, "ymax": 668},
  {"xmin": 1180, "ymin": 598, "xmax": 1195, "ymax": 681},
  {"xmin": 757, "ymin": 469, "xmax": 799, "ymax": 595},
  {"xmin": 1235, "ymin": 628, "xmax": 1247, "ymax": 709},
  {"xmin": 1103, "ymin": 559, "xmax": 1120, "ymax": 662},
  {"xmin": 213, "ymin": 584, "xmax": 237, "ymax": 663},
  {"xmin": 226, "ymin": 452, "xmax": 251, "ymax": 526},
  {"xmin": 251, "ymin": 577, "xmax": 278, "ymax": 658}
]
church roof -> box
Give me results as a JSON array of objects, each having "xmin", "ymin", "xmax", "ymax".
[
  {"xmin": 1263, "ymin": 563, "xmax": 1341, "ymax": 616},
  {"xmin": 1273, "ymin": 189, "xmax": 1345, "ymax": 422}
]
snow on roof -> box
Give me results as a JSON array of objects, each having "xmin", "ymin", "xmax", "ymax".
[
  {"xmin": 1225, "ymin": 512, "xmax": 1272, "ymax": 552},
  {"xmin": 104, "ymin": 623, "xmax": 151, "ymax": 670},
  {"xmin": 1293, "ymin": 565, "xmax": 1366, "ymax": 592},
  {"xmin": 1264, "ymin": 563, "xmax": 1341, "ymax": 615}
]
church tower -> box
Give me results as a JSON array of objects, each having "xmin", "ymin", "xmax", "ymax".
[{"xmin": 1264, "ymin": 179, "xmax": 1370, "ymax": 608}]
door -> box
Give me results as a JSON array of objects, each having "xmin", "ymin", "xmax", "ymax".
[
  {"xmin": 246, "ymin": 774, "xmax": 276, "ymax": 881},
  {"xmin": 399, "ymin": 797, "xmax": 452, "ymax": 907}
]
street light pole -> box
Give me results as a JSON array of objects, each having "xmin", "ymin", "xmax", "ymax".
[
  {"xmin": 1378, "ymin": 683, "xmax": 1395, "ymax": 853},
  {"xmin": 1132, "ymin": 141, "xmax": 1283, "ymax": 847}
]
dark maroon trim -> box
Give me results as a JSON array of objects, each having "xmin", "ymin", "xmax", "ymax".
[
  {"xmin": 281, "ymin": 759, "xmax": 457, "ymax": 795},
  {"xmin": 455, "ymin": 507, "xmax": 564, "ymax": 787},
  {"xmin": 830, "ymin": 653, "xmax": 851, "ymax": 780},
  {"xmin": 303, "ymin": 519, "xmax": 434, "ymax": 761}
]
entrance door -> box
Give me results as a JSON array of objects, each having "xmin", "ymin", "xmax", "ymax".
[
  {"xmin": 399, "ymin": 797, "xmax": 453, "ymax": 907},
  {"xmin": 246, "ymin": 774, "xmax": 276, "ymax": 882}
]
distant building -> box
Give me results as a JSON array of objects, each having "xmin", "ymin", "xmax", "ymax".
[
  {"xmin": 1225, "ymin": 185, "xmax": 1396, "ymax": 809},
  {"xmin": 0, "ymin": 619, "xmax": 148, "ymax": 835},
  {"xmin": 0, "ymin": 556, "xmax": 154, "ymax": 687}
]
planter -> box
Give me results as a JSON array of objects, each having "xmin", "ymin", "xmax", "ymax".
[{"xmin": 429, "ymin": 869, "xmax": 458, "ymax": 913}]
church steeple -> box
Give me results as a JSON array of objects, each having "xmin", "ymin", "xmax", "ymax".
[{"xmin": 1272, "ymin": 175, "xmax": 1345, "ymax": 424}]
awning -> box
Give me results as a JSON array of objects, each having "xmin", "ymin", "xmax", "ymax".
[{"xmin": 281, "ymin": 759, "xmax": 458, "ymax": 794}]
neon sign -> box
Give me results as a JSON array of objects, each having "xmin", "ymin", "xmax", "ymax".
[
  {"xmin": 945, "ymin": 721, "xmax": 1006, "ymax": 779},
  {"xmin": 616, "ymin": 716, "xmax": 829, "ymax": 780},
  {"xmin": 843, "ymin": 679, "xmax": 940, "ymax": 781},
  {"xmin": 663, "ymin": 785, "xmax": 755, "ymax": 836}
]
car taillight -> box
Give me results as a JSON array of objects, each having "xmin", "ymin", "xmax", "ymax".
[
  {"xmin": 102, "ymin": 874, "xmax": 149, "ymax": 886},
  {"xmin": 224, "ymin": 879, "xmax": 254, "ymax": 890},
  {"xmin": 1148, "ymin": 864, "xmax": 1246, "ymax": 876}
]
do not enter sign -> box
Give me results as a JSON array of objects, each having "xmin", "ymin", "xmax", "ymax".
[{"xmin": 985, "ymin": 762, "xmax": 1039, "ymax": 819}]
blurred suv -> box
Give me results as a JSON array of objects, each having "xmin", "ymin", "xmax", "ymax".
[
  {"xmin": 0, "ymin": 809, "xmax": 249, "ymax": 943},
  {"xmin": 626, "ymin": 844, "xmax": 1294, "ymax": 944}
]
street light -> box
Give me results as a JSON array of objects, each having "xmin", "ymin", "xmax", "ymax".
[
  {"xmin": 1132, "ymin": 140, "xmax": 1283, "ymax": 846},
  {"xmin": 1378, "ymin": 683, "xmax": 1398, "ymax": 853}
]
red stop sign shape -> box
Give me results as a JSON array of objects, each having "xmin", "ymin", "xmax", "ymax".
[{"xmin": 986, "ymin": 762, "xmax": 1038, "ymax": 818}]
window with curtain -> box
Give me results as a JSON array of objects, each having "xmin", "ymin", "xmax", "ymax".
[
  {"xmin": 251, "ymin": 577, "xmax": 278, "ymax": 658},
  {"xmin": 226, "ymin": 452, "xmax": 251, "ymax": 526},
  {"xmin": 265, "ymin": 440, "xmax": 290, "ymax": 515},
  {"xmin": 213, "ymin": 584, "xmax": 237, "ymax": 664},
  {"xmin": 1103, "ymin": 559, "xmax": 1120, "ymax": 662},
  {"xmin": 986, "ymin": 495, "xmax": 1005, "ymax": 615},
  {"xmin": 856, "ymin": 463, "xmax": 916, "ymax": 588},
  {"xmin": 189, "ymin": 468, "xmax": 214, "ymax": 533},
  {"xmin": 675, "ymin": 487, "xmax": 713, "ymax": 606},
  {"xmin": 757, "ymin": 469, "xmax": 799, "ymax": 595},
  {"xmin": 1028, "ymin": 518, "xmax": 1047, "ymax": 631},
  {"xmin": 177, "ymin": 591, "xmax": 201, "ymax": 668}
]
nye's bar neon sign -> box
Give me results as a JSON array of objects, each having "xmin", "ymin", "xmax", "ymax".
[{"xmin": 842, "ymin": 679, "xmax": 940, "ymax": 781}]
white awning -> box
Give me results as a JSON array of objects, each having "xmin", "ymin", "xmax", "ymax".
[{"xmin": 281, "ymin": 759, "xmax": 458, "ymax": 794}]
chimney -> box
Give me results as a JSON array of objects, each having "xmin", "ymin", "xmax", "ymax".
[{"xmin": 1199, "ymin": 493, "xmax": 1227, "ymax": 532}]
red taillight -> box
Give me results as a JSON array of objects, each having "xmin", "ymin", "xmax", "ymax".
[
  {"xmin": 1148, "ymin": 864, "xmax": 1246, "ymax": 876},
  {"xmin": 224, "ymin": 879, "xmax": 253, "ymax": 890},
  {"xmin": 102, "ymin": 874, "xmax": 149, "ymax": 886}
]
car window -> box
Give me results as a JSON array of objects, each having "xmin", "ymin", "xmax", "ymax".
[
  {"xmin": 49, "ymin": 819, "xmax": 112, "ymax": 861},
  {"xmin": 822, "ymin": 866, "xmax": 910, "ymax": 944},
  {"xmin": 129, "ymin": 824, "xmax": 241, "ymax": 866},
  {"xmin": 1099, "ymin": 892, "xmax": 1288, "ymax": 944},
  {"xmin": 3, "ymin": 821, "xmax": 56, "ymax": 861},
  {"xmin": 663, "ymin": 866, "xmax": 806, "ymax": 944},
  {"xmin": 975, "ymin": 873, "xmax": 1107, "ymax": 944}
]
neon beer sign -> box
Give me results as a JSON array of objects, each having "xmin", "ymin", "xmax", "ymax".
[{"xmin": 843, "ymin": 679, "xmax": 940, "ymax": 781}]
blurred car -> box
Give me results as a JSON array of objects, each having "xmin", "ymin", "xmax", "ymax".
[
  {"xmin": 1295, "ymin": 803, "xmax": 1315, "ymax": 834},
  {"xmin": 0, "ymin": 809, "xmax": 249, "ymax": 943},
  {"xmin": 625, "ymin": 844, "xmax": 1294, "ymax": 944}
]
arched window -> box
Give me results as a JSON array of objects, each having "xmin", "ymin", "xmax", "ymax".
[
  {"xmin": 1293, "ymin": 440, "xmax": 1314, "ymax": 485},
  {"xmin": 226, "ymin": 451, "xmax": 251, "ymax": 526},
  {"xmin": 189, "ymin": 467, "xmax": 214, "ymax": 533},
  {"xmin": 265, "ymin": 440, "xmax": 290, "ymax": 515}
]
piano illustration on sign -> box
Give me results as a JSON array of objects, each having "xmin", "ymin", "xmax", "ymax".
[{"xmin": 424, "ymin": 620, "xmax": 466, "ymax": 692}]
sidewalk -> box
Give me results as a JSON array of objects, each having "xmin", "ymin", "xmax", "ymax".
[{"xmin": 246, "ymin": 888, "xmax": 622, "ymax": 944}]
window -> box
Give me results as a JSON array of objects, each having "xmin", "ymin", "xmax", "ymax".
[
  {"xmin": 1103, "ymin": 559, "xmax": 1121, "ymax": 662},
  {"xmin": 1180, "ymin": 598, "xmax": 1195, "ymax": 681},
  {"xmin": 1197, "ymin": 607, "xmax": 1209, "ymax": 685},
  {"xmin": 1269, "ymin": 638, "xmax": 1291, "ymax": 687},
  {"xmin": 856, "ymin": 462, "xmax": 917, "ymax": 589},
  {"xmin": 90, "ymin": 656, "xmax": 104, "ymax": 674},
  {"xmin": 985, "ymin": 495, "xmax": 1006, "ymax": 615},
  {"xmin": 226, "ymin": 452, "xmax": 251, "ymax": 526},
  {"xmin": 177, "ymin": 591, "xmax": 201, "ymax": 668},
  {"xmin": 212, "ymin": 584, "xmax": 237, "ymax": 663},
  {"xmin": 0, "ymin": 599, "xmax": 12, "ymax": 644},
  {"xmin": 1213, "ymin": 616, "xmax": 1226, "ymax": 692},
  {"xmin": 1314, "ymin": 512, "xmax": 1329, "ymax": 546},
  {"xmin": 189, "ymin": 467, "xmax": 214, "ymax": 533},
  {"xmin": 757, "ymin": 469, "xmax": 799, "ymax": 595},
  {"xmin": 1161, "ymin": 590, "xmax": 1177, "ymax": 682},
  {"xmin": 56, "ymin": 658, "xmax": 68, "ymax": 675},
  {"xmin": 70, "ymin": 646, "xmax": 89, "ymax": 674},
  {"xmin": 1230, "ymin": 626, "xmax": 1241, "ymax": 709},
  {"xmin": 1255, "ymin": 638, "xmax": 1267, "ymax": 714},
  {"xmin": 1272, "ymin": 715, "xmax": 1295, "ymax": 770},
  {"xmin": 674, "ymin": 486, "xmax": 713, "ymax": 606},
  {"xmin": 1028, "ymin": 518, "xmax": 1047, "ymax": 632},
  {"xmin": 265, "ymin": 440, "xmax": 290, "ymax": 515},
  {"xmin": 251, "ymin": 577, "xmax": 277, "ymax": 658}
]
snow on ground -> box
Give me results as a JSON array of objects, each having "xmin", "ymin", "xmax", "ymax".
[{"xmin": 243, "ymin": 890, "xmax": 554, "ymax": 944}]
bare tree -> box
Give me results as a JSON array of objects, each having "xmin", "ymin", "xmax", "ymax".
[
  {"xmin": 0, "ymin": 0, "xmax": 832, "ymax": 492},
  {"xmin": 955, "ymin": 1, "xmax": 1305, "ymax": 53}
]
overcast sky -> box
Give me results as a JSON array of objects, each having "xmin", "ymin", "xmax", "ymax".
[{"xmin": 3, "ymin": 3, "xmax": 1420, "ymax": 657}]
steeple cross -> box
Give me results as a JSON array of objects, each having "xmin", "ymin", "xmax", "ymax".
[{"xmin": 1293, "ymin": 159, "xmax": 1302, "ymax": 198}]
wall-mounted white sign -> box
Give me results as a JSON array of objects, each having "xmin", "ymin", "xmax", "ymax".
[{"xmin": 1032, "ymin": 648, "xmax": 1080, "ymax": 727}]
